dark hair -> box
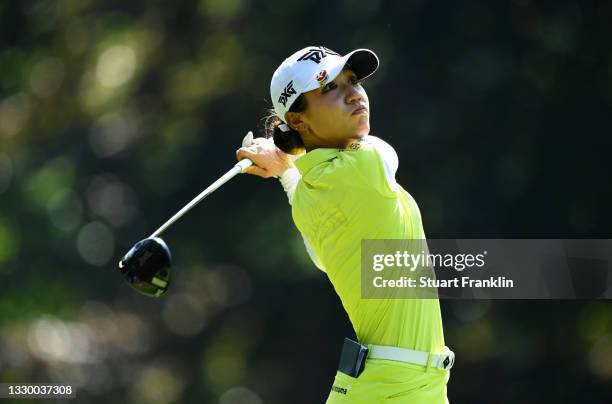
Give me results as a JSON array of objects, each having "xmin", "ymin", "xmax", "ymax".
[{"xmin": 262, "ymin": 94, "xmax": 307, "ymax": 154}]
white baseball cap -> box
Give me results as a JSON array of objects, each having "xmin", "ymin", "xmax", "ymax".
[{"xmin": 270, "ymin": 46, "xmax": 379, "ymax": 123}]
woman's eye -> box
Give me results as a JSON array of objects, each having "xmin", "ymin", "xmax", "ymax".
[
  {"xmin": 321, "ymin": 78, "xmax": 360, "ymax": 93},
  {"xmin": 323, "ymin": 82, "xmax": 336, "ymax": 92}
]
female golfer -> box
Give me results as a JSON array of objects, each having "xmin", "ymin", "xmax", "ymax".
[{"xmin": 237, "ymin": 46, "xmax": 453, "ymax": 403}]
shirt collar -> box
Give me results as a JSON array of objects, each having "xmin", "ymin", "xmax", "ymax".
[{"xmin": 294, "ymin": 148, "xmax": 341, "ymax": 176}]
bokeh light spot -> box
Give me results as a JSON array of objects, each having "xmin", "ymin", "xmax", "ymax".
[
  {"xmin": 130, "ymin": 365, "xmax": 186, "ymax": 404},
  {"xmin": 96, "ymin": 45, "xmax": 136, "ymax": 88},
  {"xmin": 86, "ymin": 174, "xmax": 138, "ymax": 226},
  {"xmin": 199, "ymin": 0, "xmax": 245, "ymax": 21},
  {"xmin": 47, "ymin": 188, "xmax": 83, "ymax": 231},
  {"xmin": 0, "ymin": 93, "xmax": 31, "ymax": 138},
  {"xmin": 589, "ymin": 334, "xmax": 612, "ymax": 379},
  {"xmin": 77, "ymin": 221, "xmax": 115, "ymax": 266},
  {"xmin": 219, "ymin": 386, "xmax": 263, "ymax": 404},
  {"xmin": 162, "ymin": 293, "xmax": 207, "ymax": 336},
  {"xmin": 89, "ymin": 109, "xmax": 139, "ymax": 157},
  {"xmin": 206, "ymin": 265, "xmax": 252, "ymax": 307}
]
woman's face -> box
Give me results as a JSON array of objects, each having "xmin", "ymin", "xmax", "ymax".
[{"xmin": 288, "ymin": 68, "xmax": 370, "ymax": 149}]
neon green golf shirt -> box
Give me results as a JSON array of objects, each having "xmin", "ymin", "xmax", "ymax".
[{"xmin": 291, "ymin": 135, "xmax": 445, "ymax": 353}]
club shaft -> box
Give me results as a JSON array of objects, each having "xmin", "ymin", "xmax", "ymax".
[{"xmin": 150, "ymin": 159, "xmax": 252, "ymax": 238}]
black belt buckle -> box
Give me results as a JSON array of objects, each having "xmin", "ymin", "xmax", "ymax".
[{"xmin": 338, "ymin": 338, "xmax": 369, "ymax": 378}]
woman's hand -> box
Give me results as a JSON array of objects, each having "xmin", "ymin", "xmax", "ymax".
[{"xmin": 236, "ymin": 137, "xmax": 294, "ymax": 178}]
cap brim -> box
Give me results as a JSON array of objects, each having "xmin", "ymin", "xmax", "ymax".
[
  {"xmin": 344, "ymin": 49, "xmax": 379, "ymax": 81},
  {"xmin": 301, "ymin": 48, "xmax": 380, "ymax": 94}
]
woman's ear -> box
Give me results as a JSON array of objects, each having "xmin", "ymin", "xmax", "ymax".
[{"xmin": 285, "ymin": 112, "xmax": 307, "ymax": 132}]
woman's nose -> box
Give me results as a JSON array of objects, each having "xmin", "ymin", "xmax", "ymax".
[{"xmin": 345, "ymin": 86, "xmax": 362, "ymax": 104}]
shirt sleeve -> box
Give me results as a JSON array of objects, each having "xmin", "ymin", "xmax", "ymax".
[
  {"xmin": 278, "ymin": 166, "xmax": 301, "ymax": 205},
  {"xmin": 278, "ymin": 166, "xmax": 326, "ymax": 271}
]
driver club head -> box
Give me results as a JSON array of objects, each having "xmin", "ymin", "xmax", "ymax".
[{"xmin": 118, "ymin": 237, "xmax": 172, "ymax": 297}]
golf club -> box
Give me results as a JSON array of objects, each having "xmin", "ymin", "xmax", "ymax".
[{"xmin": 118, "ymin": 131, "xmax": 255, "ymax": 297}]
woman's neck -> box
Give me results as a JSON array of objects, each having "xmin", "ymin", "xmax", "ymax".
[{"xmin": 302, "ymin": 132, "xmax": 367, "ymax": 152}]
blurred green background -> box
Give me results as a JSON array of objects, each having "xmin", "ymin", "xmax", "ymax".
[{"xmin": 1, "ymin": 0, "xmax": 612, "ymax": 403}]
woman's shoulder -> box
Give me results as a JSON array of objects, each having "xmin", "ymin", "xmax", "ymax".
[{"xmin": 365, "ymin": 135, "xmax": 397, "ymax": 158}]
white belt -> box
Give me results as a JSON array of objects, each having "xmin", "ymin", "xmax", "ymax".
[{"xmin": 368, "ymin": 344, "xmax": 455, "ymax": 371}]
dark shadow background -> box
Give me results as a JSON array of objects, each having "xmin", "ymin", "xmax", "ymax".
[{"xmin": 1, "ymin": 0, "xmax": 611, "ymax": 403}]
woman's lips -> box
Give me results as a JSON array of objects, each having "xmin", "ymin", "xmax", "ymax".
[{"xmin": 352, "ymin": 106, "xmax": 368, "ymax": 115}]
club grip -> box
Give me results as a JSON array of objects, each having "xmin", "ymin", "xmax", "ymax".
[{"xmin": 236, "ymin": 158, "xmax": 253, "ymax": 173}]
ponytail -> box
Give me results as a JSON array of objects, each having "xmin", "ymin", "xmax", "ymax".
[{"xmin": 262, "ymin": 94, "xmax": 307, "ymax": 154}]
